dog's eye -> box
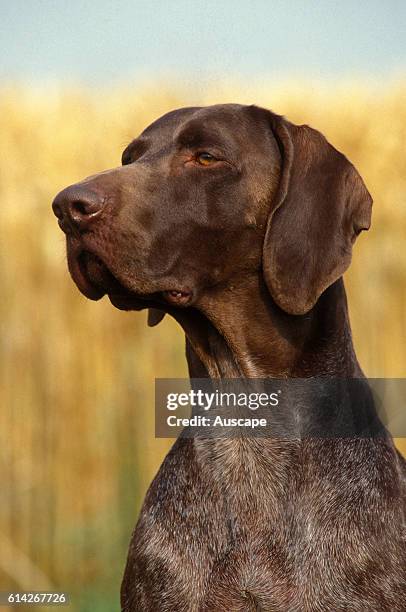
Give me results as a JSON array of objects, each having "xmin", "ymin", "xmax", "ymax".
[{"xmin": 196, "ymin": 152, "xmax": 217, "ymax": 166}]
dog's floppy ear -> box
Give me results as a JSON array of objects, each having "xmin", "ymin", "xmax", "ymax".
[{"xmin": 263, "ymin": 113, "xmax": 372, "ymax": 315}]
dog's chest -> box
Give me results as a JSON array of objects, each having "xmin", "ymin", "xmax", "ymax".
[{"xmin": 123, "ymin": 438, "xmax": 405, "ymax": 611}]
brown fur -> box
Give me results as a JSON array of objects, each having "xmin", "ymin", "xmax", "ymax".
[{"xmin": 52, "ymin": 104, "xmax": 406, "ymax": 611}]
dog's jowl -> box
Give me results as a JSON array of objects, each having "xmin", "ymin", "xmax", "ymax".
[{"xmin": 53, "ymin": 104, "xmax": 406, "ymax": 611}]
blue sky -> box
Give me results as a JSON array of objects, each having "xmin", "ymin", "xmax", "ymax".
[{"xmin": 1, "ymin": 1, "xmax": 405, "ymax": 86}]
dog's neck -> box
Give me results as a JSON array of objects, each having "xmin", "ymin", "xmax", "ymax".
[
  {"xmin": 176, "ymin": 276, "xmax": 368, "ymax": 508},
  {"xmin": 177, "ymin": 274, "xmax": 361, "ymax": 379}
]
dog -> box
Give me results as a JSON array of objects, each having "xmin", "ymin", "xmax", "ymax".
[{"xmin": 52, "ymin": 104, "xmax": 406, "ymax": 611}]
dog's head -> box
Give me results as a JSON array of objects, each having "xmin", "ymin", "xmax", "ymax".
[{"xmin": 52, "ymin": 104, "xmax": 372, "ymax": 321}]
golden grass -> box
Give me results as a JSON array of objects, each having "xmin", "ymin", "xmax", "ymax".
[{"xmin": 0, "ymin": 82, "xmax": 405, "ymax": 607}]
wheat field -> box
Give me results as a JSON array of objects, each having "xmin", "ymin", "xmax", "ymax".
[{"xmin": 0, "ymin": 81, "xmax": 405, "ymax": 610}]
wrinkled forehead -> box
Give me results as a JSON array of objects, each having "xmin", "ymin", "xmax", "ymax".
[{"xmin": 136, "ymin": 104, "xmax": 257, "ymax": 149}]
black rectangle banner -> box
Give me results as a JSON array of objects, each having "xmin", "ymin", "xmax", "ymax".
[{"xmin": 155, "ymin": 378, "xmax": 406, "ymax": 439}]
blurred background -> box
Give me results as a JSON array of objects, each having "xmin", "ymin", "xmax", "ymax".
[{"xmin": 0, "ymin": 1, "xmax": 405, "ymax": 610}]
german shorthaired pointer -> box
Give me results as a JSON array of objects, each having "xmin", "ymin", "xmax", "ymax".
[{"xmin": 53, "ymin": 104, "xmax": 406, "ymax": 611}]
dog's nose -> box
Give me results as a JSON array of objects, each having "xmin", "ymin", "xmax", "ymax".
[{"xmin": 52, "ymin": 185, "xmax": 106, "ymax": 232}]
